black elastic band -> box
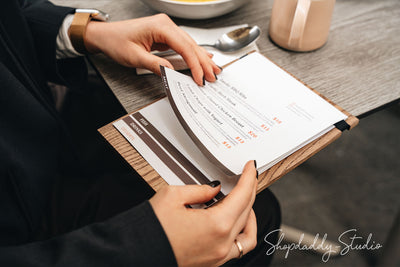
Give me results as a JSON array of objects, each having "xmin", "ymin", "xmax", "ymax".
[
  {"xmin": 334, "ymin": 120, "xmax": 350, "ymax": 132},
  {"xmin": 239, "ymin": 53, "xmax": 249, "ymax": 59}
]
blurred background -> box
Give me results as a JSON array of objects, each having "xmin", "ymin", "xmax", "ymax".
[{"xmin": 269, "ymin": 102, "xmax": 400, "ymax": 266}]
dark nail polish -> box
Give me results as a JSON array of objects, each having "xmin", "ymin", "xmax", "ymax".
[
  {"xmin": 202, "ymin": 76, "xmax": 205, "ymax": 86},
  {"xmin": 254, "ymin": 160, "xmax": 257, "ymax": 169},
  {"xmin": 207, "ymin": 180, "xmax": 221, "ymax": 188},
  {"xmin": 214, "ymin": 74, "xmax": 218, "ymax": 80},
  {"xmin": 256, "ymin": 170, "xmax": 259, "ymax": 180},
  {"xmin": 218, "ymin": 66, "xmax": 223, "ymax": 71}
]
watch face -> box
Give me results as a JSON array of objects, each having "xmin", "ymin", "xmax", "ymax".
[{"xmin": 75, "ymin": 8, "xmax": 110, "ymax": 21}]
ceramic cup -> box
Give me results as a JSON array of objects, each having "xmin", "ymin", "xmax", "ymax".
[{"xmin": 269, "ymin": 0, "xmax": 336, "ymax": 52}]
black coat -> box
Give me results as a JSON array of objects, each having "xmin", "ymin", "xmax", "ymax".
[{"xmin": 0, "ymin": 0, "xmax": 176, "ymax": 265}]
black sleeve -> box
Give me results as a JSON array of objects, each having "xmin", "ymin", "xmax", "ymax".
[
  {"xmin": 20, "ymin": 0, "xmax": 87, "ymax": 88},
  {"xmin": 0, "ymin": 201, "xmax": 177, "ymax": 266}
]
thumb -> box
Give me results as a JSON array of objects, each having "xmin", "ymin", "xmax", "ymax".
[
  {"xmin": 137, "ymin": 52, "xmax": 174, "ymax": 75},
  {"xmin": 178, "ymin": 181, "xmax": 221, "ymax": 205}
]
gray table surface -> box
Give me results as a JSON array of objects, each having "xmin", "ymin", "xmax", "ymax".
[{"xmin": 52, "ymin": 0, "xmax": 400, "ymax": 117}]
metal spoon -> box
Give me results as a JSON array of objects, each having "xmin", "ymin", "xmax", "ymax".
[{"xmin": 154, "ymin": 26, "xmax": 261, "ymax": 57}]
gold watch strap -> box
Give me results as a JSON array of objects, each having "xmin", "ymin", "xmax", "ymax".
[{"xmin": 69, "ymin": 12, "xmax": 92, "ymax": 54}]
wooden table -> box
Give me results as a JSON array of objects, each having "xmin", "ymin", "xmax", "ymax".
[
  {"xmin": 53, "ymin": 0, "xmax": 400, "ymax": 117},
  {"xmin": 52, "ymin": 0, "xmax": 399, "ymax": 191}
]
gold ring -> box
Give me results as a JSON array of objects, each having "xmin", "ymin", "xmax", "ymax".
[{"xmin": 234, "ymin": 239, "xmax": 244, "ymax": 259}]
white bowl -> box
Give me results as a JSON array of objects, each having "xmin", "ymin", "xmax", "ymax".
[{"xmin": 140, "ymin": 0, "xmax": 247, "ymax": 20}]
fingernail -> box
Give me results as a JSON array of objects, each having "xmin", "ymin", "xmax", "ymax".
[
  {"xmin": 254, "ymin": 160, "xmax": 257, "ymax": 169},
  {"xmin": 202, "ymin": 76, "xmax": 205, "ymax": 86},
  {"xmin": 214, "ymin": 74, "xmax": 218, "ymax": 80},
  {"xmin": 256, "ymin": 170, "xmax": 259, "ymax": 180},
  {"xmin": 207, "ymin": 180, "xmax": 221, "ymax": 188}
]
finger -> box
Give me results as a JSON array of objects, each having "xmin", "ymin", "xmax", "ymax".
[
  {"xmin": 241, "ymin": 209, "xmax": 257, "ymax": 244},
  {"xmin": 223, "ymin": 209, "xmax": 258, "ymax": 262},
  {"xmin": 180, "ymin": 34, "xmax": 216, "ymax": 80},
  {"xmin": 226, "ymin": 183, "xmax": 256, "ymax": 238},
  {"xmin": 215, "ymin": 160, "xmax": 257, "ymax": 219},
  {"xmin": 198, "ymin": 47, "xmax": 222, "ymax": 76},
  {"xmin": 214, "ymin": 63, "xmax": 223, "ymax": 75},
  {"xmin": 136, "ymin": 50, "xmax": 174, "ymax": 75},
  {"xmin": 199, "ymin": 47, "xmax": 213, "ymax": 59},
  {"xmin": 235, "ymin": 211, "xmax": 257, "ymax": 255},
  {"xmin": 231, "ymin": 186, "xmax": 257, "ymax": 236},
  {"xmin": 199, "ymin": 56, "xmax": 217, "ymax": 83},
  {"xmin": 156, "ymin": 25, "xmax": 205, "ymax": 85},
  {"xmin": 176, "ymin": 182, "xmax": 221, "ymax": 206},
  {"xmin": 163, "ymin": 40, "xmax": 204, "ymax": 85},
  {"xmin": 232, "ymin": 166, "xmax": 258, "ymax": 234},
  {"xmin": 206, "ymin": 59, "xmax": 222, "ymax": 79},
  {"xmin": 151, "ymin": 43, "xmax": 170, "ymax": 52},
  {"xmin": 193, "ymin": 46, "xmax": 220, "ymax": 82},
  {"xmin": 177, "ymin": 48, "xmax": 204, "ymax": 86}
]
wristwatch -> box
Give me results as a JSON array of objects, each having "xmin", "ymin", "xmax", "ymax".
[{"xmin": 69, "ymin": 9, "xmax": 110, "ymax": 54}]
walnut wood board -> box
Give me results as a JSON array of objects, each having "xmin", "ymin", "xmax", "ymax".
[
  {"xmin": 98, "ymin": 88, "xmax": 358, "ymax": 193},
  {"xmin": 97, "ymin": 51, "xmax": 359, "ymax": 193},
  {"xmin": 98, "ymin": 114, "xmax": 356, "ymax": 193}
]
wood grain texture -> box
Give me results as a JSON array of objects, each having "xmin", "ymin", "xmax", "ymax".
[
  {"xmin": 95, "ymin": 49, "xmax": 360, "ymax": 193},
  {"xmin": 52, "ymin": 0, "xmax": 366, "ymax": 192},
  {"xmin": 52, "ymin": 0, "xmax": 400, "ymax": 116},
  {"xmin": 98, "ymin": 121, "xmax": 169, "ymax": 192},
  {"xmin": 97, "ymin": 75, "xmax": 358, "ymax": 194},
  {"xmin": 98, "ymin": 114, "xmax": 353, "ymax": 193}
]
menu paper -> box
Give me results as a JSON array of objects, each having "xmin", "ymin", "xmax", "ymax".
[
  {"xmin": 162, "ymin": 52, "xmax": 347, "ymax": 175},
  {"xmin": 114, "ymin": 52, "xmax": 347, "ymax": 197}
]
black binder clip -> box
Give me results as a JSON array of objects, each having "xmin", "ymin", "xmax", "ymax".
[{"xmin": 334, "ymin": 120, "xmax": 351, "ymax": 132}]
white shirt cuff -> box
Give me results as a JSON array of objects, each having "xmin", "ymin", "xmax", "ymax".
[{"xmin": 56, "ymin": 14, "xmax": 84, "ymax": 59}]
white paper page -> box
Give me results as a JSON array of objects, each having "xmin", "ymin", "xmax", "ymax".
[
  {"xmin": 113, "ymin": 119, "xmax": 185, "ymax": 185},
  {"xmin": 140, "ymin": 99, "xmax": 238, "ymax": 195},
  {"xmin": 113, "ymin": 99, "xmax": 238, "ymax": 196},
  {"xmin": 163, "ymin": 52, "xmax": 348, "ymax": 175}
]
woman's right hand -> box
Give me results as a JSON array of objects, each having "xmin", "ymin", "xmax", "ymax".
[
  {"xmin": 84, "ymin": 14, "xmax": 221, "ymax": 86},
  {"xmin": 149, "ymin": 160, "xmax": 258, "ymax": 266}
]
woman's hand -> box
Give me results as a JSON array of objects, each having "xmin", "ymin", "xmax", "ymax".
[
  {"xmin": 84, "ymin": 14, "xmax": 221, "ymax": 86},
  {"xmin": 149, "ymin": 160, "xmax": 258, "ymax": 266}
]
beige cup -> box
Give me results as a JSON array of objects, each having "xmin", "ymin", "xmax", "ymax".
[{"xmin": 269, "ymin": 0, "xmax": 335, "ymax": 52}]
